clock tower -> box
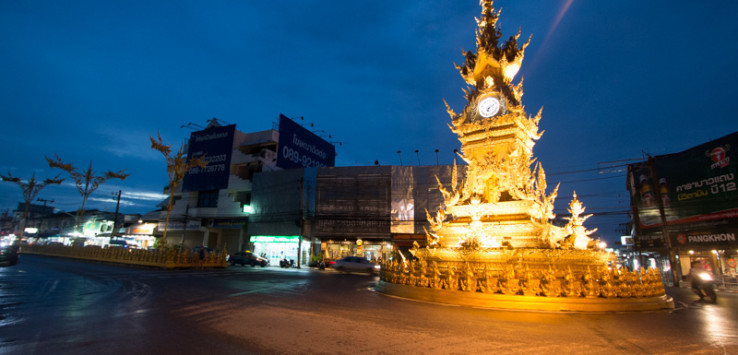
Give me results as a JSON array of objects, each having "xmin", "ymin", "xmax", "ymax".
[{"xmin": 430, "ymin": 0, "xmax": 567, "ymax": 249}]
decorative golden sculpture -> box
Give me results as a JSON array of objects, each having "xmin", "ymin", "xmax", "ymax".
[{"xmin": 378, "ymin": 1, "xmax": 671, "ymax": 311}]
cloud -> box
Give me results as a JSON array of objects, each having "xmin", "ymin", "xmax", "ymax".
[
  {"xmin": 122, "ymin": 190, "xmax": 167, "ymax": 202},
  {"xmin": 96, "ymin": 126, "xmax": 163, "ymax": 161},
  {"xmin": 88, "ymin": 196, "xmax": 136, "ymax": 206}
]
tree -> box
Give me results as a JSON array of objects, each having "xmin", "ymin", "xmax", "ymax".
[
  {"xmin": 150, "ymin": 131, "xmax": 207, "ymax": 246},
  {"xmin": 0, "ymin": 171, "xmax": 63, "ymax": 237},
  {"xmin": 46, "ymin": 154, "xmax": 129, "ymax": 232}
]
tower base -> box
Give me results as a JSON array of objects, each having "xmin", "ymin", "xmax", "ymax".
[{"xmin": 375, "ymin": 281, "xmax": 675, "ymax": 312}]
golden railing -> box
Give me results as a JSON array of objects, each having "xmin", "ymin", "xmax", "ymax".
[
  {"xmin": 21, "ymin": 244, "xmax": 228, "ymax": 269},
  {"xmin": 380, "ymin": 259, "xmax": 667, "ymax": 298}
]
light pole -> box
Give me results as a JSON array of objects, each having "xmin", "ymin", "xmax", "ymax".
[
  {"xmin": 415, "ymin": 150, "xmax": 420, "ymax": 166},
  {"xmin": 112, "ymin": 190, "xmax": 121, "ymax": 239},
  {"xmin": 397, "ymin": 150, "xmax": 403, "ymax": 166},
  {"xmin": 435, "ymin": 149, "xmax": 440, "ymax": 166}
]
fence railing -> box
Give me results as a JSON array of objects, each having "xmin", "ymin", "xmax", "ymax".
[
  {"xmin": 21, "ymin": 244, "xmax": 228, "ymax": 269},
  {"xmin": 719, "ymin": 275, "xmax": 738, "ymax": 290}
]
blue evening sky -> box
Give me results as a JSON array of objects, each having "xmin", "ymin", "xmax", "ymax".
[{"xmin": 1, "ymin": 1, "xmax": 737, "ymax": 243}]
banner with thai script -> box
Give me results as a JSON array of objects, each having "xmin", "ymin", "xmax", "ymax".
[
  {"xmin": 182, "ymin": 124, "xmax": 235, "ymax": 192},
  {"xmin": 276, "ymin": 114, "xmax": 335, "ymax": 169},
  {"xmin": 628, "ymin": 132, "xmax": 737, "ymax": 232}
]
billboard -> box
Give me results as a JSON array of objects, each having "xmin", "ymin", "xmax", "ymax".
[
  {"xmin": 182, "ymin": 124, "xmax": 235, "ymax": 192},
  {"xmin": 628, "ymin": 132, "xmax": 738, "ymax": 247},
  {"xmin": 276, "ymin": 114, "xmax": 335, "ymax": 169}
]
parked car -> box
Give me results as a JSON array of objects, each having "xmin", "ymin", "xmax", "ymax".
[
  {"xmin": 229, "ymin": 252, "xmax": 269, "ymax": 267},
  {"xmin": 0, "ymin": 243, "xmax": 20, "ymax": 266},
  {"xmin": 108, "ymin": 239, "xmax": 129, "ymax": 248},
  {"xmin": 332, "ymin": 256, "xmax": 380, "ymax": 274}
]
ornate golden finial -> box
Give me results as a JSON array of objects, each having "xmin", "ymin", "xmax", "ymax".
[{"xmin": 562, "ymin": 192, "xmax": 598, "ymax": 249}]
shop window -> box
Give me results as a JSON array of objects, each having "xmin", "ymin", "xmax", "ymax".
[{"xmin": 198, "ymin": 190, "xmax": 219, "ymax": 208}]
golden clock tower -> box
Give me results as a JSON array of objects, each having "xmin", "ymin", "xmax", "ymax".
[
  {"xmin": 380, "ymin": 1, "xmax": 671, "ymax": 312},
  {"xmin": 429, "ymin": 0, "xmax": 569, "ymax": 249}
]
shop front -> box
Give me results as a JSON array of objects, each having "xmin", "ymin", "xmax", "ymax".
[
  {"xmin": 321, "ymin": 238, "xmax": 392, "ymax": 262},
  {"xmin": 250, "ymin": 235, "xmax": 309, "ymax": 266},
  {"xmin": 672, "ymin": 230, "xmax": 738, "ymax": 286},
  {"xmin": 121, "ymin": 222, "xmax": 158, "ymax": 249}
]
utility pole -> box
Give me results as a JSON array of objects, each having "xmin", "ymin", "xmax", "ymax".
[
  {"xmin": 648, "ymin": 157, "xmax": 680, "ymax": 287},
  {"xmin": 181, "ymin": 204, "xmax": 190, "ymax": 249},
  {"xmin": 297, "ymin": 178, "xmax": 303, "ymax": 269},
  {"xmin": 112, "ymin": 190, "xmax": 121, "ymax": 238}
]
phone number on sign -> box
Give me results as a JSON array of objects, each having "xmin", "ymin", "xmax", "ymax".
[{"xmin": 282, "ymin": 146, "xmax": 329, "ymax": 168}]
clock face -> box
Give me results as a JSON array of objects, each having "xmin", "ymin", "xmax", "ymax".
[{"xmin": 477, "ymin": 96, "xmax": 500, "ymax": 118}]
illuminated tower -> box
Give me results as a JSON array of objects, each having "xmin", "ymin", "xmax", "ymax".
[
  {"xmin": 429, "ymin": 0, "xmax": 567, "ymax": 249},
  {"xmin": 380, "ymin": 1, "xmax": 672, "ymax": 313}
]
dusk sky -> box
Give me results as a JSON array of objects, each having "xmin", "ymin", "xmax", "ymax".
[{"xmin": 1, "ymin": 1, "xmax": 737, "ymax": 243}]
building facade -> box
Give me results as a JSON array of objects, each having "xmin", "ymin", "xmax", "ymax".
[
  {"xmin": 627, "ymin": 132, "xmax": 738, "ymax": 284},
  {"xmin": 159, "ymin": 121, "xmax": 280, "ymax": 253},
  {"xmin": 247, "ymin": 165, "xmax": 456, "ymax": 265}
]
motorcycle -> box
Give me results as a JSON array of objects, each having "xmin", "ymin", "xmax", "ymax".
[
  {"xmin": 280, "ymin": 258, "xmax": 295, "ymax": 268},
  {"xmin": 692, "ymin": 271, "xmax": 718, "ymax": 303}
]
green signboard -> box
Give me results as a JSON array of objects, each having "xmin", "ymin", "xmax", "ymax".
[{"xmin": 250, "ymin": 235, "xmax": 299, "ymax": 243}]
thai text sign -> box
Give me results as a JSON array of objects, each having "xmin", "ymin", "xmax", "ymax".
[
  {"xmin": 628, "ymin": 132, "xmax": 738, "ymax": 238},
  {"xmin": 276, "ymin": 114, "xmax": 335, "ymax": 169},
  {"xmin": 182, "ymin": 125, "xmax": 235, "ymax": 192}
]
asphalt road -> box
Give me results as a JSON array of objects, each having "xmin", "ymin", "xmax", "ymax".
[{"xmin": 1, "ymin": 255, "xmax": 737, "ymax": 354}]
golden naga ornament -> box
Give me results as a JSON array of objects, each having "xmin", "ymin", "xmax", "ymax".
[{"xmin": 377, "ymin": 0, "xmax": 673, "ymax": 312}]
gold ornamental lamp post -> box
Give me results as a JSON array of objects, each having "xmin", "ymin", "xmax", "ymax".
[
  {"xmin": 150, "ymin": 131, "xmax": 207, "ymax": 247},
  {"xmin": 46, "ymin": 155, "xmax": 129, "ymax": 233},
  {"xmin": 0, "ymin": 171, "xmax": 63, "ymax": 238}
]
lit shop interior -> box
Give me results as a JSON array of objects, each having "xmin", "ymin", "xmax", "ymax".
[
  {"xmin": 321, "ymin": 239, "xmax": 392, "ymax": 262},
  {"xmin": 250, "ymin": 235, "xmax": 309, "ymax": 265}
]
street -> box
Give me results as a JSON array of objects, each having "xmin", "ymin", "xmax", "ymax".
[{"xmin": 1, "ymin": 255, "xmax": 737, "ymax": 354}]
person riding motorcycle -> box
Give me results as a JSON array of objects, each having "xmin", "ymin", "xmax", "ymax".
[{"xmin": 689, "ymin": 261, "xmax": 717, "ymax": 302}]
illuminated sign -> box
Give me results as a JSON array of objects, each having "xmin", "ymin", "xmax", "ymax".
[
  {"xmin": 276, "ymin": 114, "xmax": 335, "ymax": 169},
  {"xmin": 130, "ymin": 223, "xmax": 155, "ymax": 235},
  {"xmin": 250, "ymin": 235, "xmax": 299, "ymax": 243},
  {"xmin": 629, "ymin": 132, "xmax": 738, "ymax": 230},
  {"xmin": 182, "ymin": 124, "xmax": 235, "ymax": 192}
]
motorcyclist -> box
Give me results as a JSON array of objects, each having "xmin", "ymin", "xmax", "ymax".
[{"xmin": 689, "ymin": 261, "xmax": 714, "ymax": 301}]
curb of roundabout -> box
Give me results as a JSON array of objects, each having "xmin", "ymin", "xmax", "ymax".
[{"xmin": 375, "ymin": 281, "xmax": 675, "ymax": 312}]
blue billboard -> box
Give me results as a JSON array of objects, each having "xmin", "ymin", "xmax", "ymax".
[
  {"xmin": 182, "ymin": 124, "xmax": 235, "ymax": 192},
  {"xmin": 276, "ymin": 114, "xmax": 336, "ymax": 169}
]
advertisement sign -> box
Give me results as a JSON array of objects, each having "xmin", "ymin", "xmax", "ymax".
[
  {"xmin": 182, "ymin": 125, "xmax": 235, "ymax": 192},
  {"xmin": 628, "ymin": 132, "xmax": 738, "ymax": 248},
  {"xmin": 128, "ymin": 223, "xmax": 155, "ymax": 235},
  {"xmin": 276, "ymin": 114, "xmax": 335, "ymax": 169},
  {"xmin": 391, "ymin": 166, "xmax": 415, "ymax": 234},
  {"xmin": 629, "ymin": 132, "xmax": 737, "ymax": 230},
  {"xmin": 157, "ymin": 219, "xmax": 201, "ymax": 231}
]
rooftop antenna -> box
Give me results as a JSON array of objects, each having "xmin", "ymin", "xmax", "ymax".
[
  {"xmin": 180, "ymin": 122, "xmax": 204, "ymax": 130},
  {"xmin": 207, "ymin": 117, "xmax": 232, "ymax": 127}
]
